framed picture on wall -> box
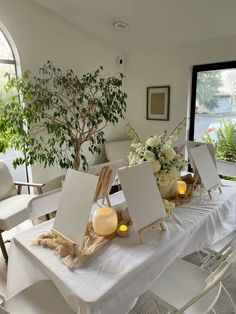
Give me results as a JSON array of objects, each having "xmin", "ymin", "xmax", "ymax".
[{"xmin": 146, "ymin": 86, "xmax": 170, "ymax": 121}]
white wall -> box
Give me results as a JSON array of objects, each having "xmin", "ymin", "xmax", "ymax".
[
  {"xmin": 0, "ymin": 0, "xmax": 127, "ymax": 183},
  {"xmin": 2, "ymin": 0, "xmax": 236, "ymax": 183},
  {"xmin": 126, "ymin": 35, "xmax": 236, "ymax": 143}
]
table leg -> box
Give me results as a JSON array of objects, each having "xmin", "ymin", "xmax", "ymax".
[{"xmin": 0, "ymin": 231, "xmax": 8, "ymax": 262}]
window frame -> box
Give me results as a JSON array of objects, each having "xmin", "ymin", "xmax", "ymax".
[
  {"xmin": 0, "ymin": 29, "xmax": 30, "ymax": 186},
  {"xmin": 189, "ymin": 60, "xmax": 236, "ymax": 141}
]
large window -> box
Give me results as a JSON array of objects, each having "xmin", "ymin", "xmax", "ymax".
[
  {"xmin": 189, "ymin": 61, "xmax": 236, "ymax": 175},
  {"xmin": 0, "ymin": 29, "xmax": 28, "ymax": 183}
]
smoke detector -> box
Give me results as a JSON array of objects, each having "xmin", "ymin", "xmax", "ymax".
[{"xmin": 113, "ymin": 22, "xmax": 129, "ymax": 30}]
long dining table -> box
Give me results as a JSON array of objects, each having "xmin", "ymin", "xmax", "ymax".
[{"xmin": 6, "ymin": 183, "xmax": 236, "ymax": 314}]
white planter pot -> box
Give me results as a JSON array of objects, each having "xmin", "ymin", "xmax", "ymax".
[{"xmin": 216, "ymin": 160, "xmax": 236, "ymax": 177}]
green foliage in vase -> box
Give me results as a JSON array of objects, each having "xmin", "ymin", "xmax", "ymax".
[
  {"xmin": 0, "ymin": 61, "xmax": 127, "ymax": 170},
  {"xmin": 201, "ymin": 118, "xmax": 236, "ymax": 162},
  {"xmin": 126, "ymin": 122, "xmax": 140, "ymax": 143}
]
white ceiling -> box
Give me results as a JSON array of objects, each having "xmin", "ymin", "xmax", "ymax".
[{"xmin": 33, "ymin": 0, "xmax": 236, "ymax": 53}]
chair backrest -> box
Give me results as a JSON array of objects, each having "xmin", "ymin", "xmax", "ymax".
[
  {"xmin": 2, "ymin": 280, "xmax": 75, "ymax": 314},
  {"xmin": 176, "ymin": 244, "xmax": 236, "ymax": 314},
  {"xmin": 27, "ymin": 188, "xmax": 62, "ymax": 220},
  {"xmin": 0, "ymin": 305, "xmax": 11, "ymax": 314},
  {"xmin": 105, "ymin": 140, "xmax": 131, "ymax": 165},
  {"xmin": 0, "ymin": 160, "xmax": 17, "ymax": 201}
]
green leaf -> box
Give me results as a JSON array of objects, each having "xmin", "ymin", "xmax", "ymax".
[{"xmin": 0, "ymin": 62, "xmax": 127, "ymax": 170}]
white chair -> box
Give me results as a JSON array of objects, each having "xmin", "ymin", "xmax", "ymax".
[
  {"xmin": 150, "ymin": 244, "xmax": 236, "ymax": 314},
  {"xmin": 0, "ymin": 280, "xmax": 75, "ymax": 313},
  {"xmin": 0, "ymin": 160, "xmax": 44, "ymax": 261},
  {"xmin": 198, "ymin": 230, "xmax": 236, "ymax": 271},
  {"xmin": 197, "ymin": 180, "xmax": 236, "ymax": 270},
  {"xmin": 105, "ymin": 140, "xmax": 131, "ymax": 165},
  {"xmin": 27, "ymin": 188, "xmax": 62, "ymax": 223}
]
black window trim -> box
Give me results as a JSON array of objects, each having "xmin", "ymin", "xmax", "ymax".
[{"xmin": 189, "ymin": 60, "xmax": 236, "ymax": 141}]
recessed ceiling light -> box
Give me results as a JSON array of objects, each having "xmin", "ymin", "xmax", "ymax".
[{"xmin": 113, "ymin": 22, "xmax": 129, "ymax": 30}]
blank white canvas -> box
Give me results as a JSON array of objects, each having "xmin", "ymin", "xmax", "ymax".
[
  {"xmin": 118, "ymin": 162, "xmax": 166, "ymax": 232},
  {"xmin": 88, "ymin": 159, "xmax": 122, "ymax": 196},
  {"xmin": 53, "ymin": 169, "xmax": 98, "ymax": 246},
  {"xmin": 186, "ymin": 141, "xmax": 216, "ymax": 169},
  {"xmin": 190, "ymin": 145, "xmax": 221, "ymax": 191}
]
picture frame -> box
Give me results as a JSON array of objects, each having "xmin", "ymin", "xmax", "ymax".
[{"xmin": 146, "ymin": 86, "xmax": 170, "ymax": 121}]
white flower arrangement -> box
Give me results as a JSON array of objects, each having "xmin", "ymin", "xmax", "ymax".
[
  {"xmin": 128, "ymin": 120, "xmax": 188, "ymax": 188},
  {"xmin": 163, "ymin": 199, "xmax": 175, "ymax": 213}
]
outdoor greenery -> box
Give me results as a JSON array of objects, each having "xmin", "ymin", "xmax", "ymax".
[
  {"xmin": 202, "ymin": 118, "xmax": 236, "ymax": 162},
  {"xmin": 0, "ymin": 61, "xmax": 127, "ymax": 170},
  {"xmin": 196, "ymin": 71, "xmax": 222, "ymax": 111},
  {"xmin": 0, "ymin": 63, "xmax": 15, "ymax": 103}
]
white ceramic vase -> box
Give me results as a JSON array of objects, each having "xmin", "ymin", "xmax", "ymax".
[{"xmin": 158, "ymin": 181, "xmax": 178, "ymax": 199}]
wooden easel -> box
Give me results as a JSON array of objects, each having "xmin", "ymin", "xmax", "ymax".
[
  {"xmin": 138, "ymin": 218, "xmax": 166, "ymax": 243},
  {"xmin": 93, "ymin": 166, "xmax": 112, "ymax": 207},
  {"xmin": 193, "ymin": 169, "xmax": 222, "ymax": 200},
  {"xmin": 51, "ymin": 228, "xmax": 78, "ymax": 256},
  {"xmin": 208, "ymin": 184, "xmax": 222, "ymax": 200},
  {"xmin": 192, "ymin": 168, "xmax": 201, "ymax": 191}
]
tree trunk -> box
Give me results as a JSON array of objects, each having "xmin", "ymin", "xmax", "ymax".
[
  {"xmin": 73, "ymin": 156, "xmax": 80, "ymax": 170},
  {"xmin": 73, "ymin": 142, "xmax": 81, "ymax": 170}
]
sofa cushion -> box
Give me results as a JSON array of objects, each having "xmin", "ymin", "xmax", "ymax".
[
  {"xmin": 0, "ymin": 161, "xmax": 17, "ymax": 201},
  {"xmin": 0, "ymin": 194, "xmax": 35, "ymax": 230},
  {"xmin": 105, "ymin": 140, "xmax": 131, "ymax": 165}
]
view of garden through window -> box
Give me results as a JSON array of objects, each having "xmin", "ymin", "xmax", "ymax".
[
  {"xmin": 194, "ymin": 68, "xmax": 236, "ymax": 163},
  {"xmin": 0, "ymin": 29, "xmax": 28, "ymax": 184}
]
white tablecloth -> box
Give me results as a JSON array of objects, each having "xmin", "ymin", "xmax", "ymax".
[{"xmin": 7, "ymin": 185, "xmax": 236, "ymax": 314}]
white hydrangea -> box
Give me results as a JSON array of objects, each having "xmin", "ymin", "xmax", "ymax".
[
  {"xmin": 127, "ymin": 122, "xmax": 188, "ymax": 196},
  {"xmin": 162, "ymin": 147, "xmax": 176, "ymax": 161},
  {"xmin": 158, "ymin": 172, "xmax": 170, "ymax": 186},
  {"xmin": 162, "ymin": 199, "xmax": 175, "ymax": 212},
  {"xmin": 151, "ymin": 160, "xmax": 161, "ymax": 173},
  {"xmin": 146, "ymin": 135, "xmax": 161, "ymax": 147},
  {"xmin": 143, "ymin": 150, "xmax": 155, "ymax": 161},
  {"xmin": 169, "ymin": 166, "xmax": 179, "ymax": 180}
]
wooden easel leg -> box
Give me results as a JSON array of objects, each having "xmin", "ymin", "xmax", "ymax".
[
  {"xmin": 139, "ymin": 232, "xmax": 144, "ymax": 244},
  {"xmin": 45, "ymin": 214, "xmax": 50, "ymax": 221},
  {"xmin": 160, "ymin": 221, "xmax": 166, "ymax": 231},
  {"xmin": 138, "ymin": 219, "xmax": 166, "ymax": 243},
  {"xmin": 94, "ymin": 167, "xmax": 112, "ymax": 208},
  {"xmin": 208, "ymin": 191, "xmax": 212, "ymax": 200},
  {"xmin": 105, "ymin": 194, "xmax": 111, "ymax": 208},
  {"xmin": 0, "ymin": 232, "xmax": 8, "ymax": 262}
]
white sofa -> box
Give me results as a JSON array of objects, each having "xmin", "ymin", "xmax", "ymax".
[{"xmin": 105, "ymin": 140, "xmax": 131, "ymax": 166}]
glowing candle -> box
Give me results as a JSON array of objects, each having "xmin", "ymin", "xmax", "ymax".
[
  {"xmin": 117, "ymin": 224, "xmax": 129, "ymax": 237},
  {"xmin": 92, "ymin": 207, "xmax": 118, "ymax": 236},
  {"xmin": 177, "ymin": 181, "xmax": 187, "ymax": 195}
]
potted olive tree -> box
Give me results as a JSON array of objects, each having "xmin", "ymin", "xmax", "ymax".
[{"xmin": 0, "ymin": 61, "xmax": 127, "ymax": 170}]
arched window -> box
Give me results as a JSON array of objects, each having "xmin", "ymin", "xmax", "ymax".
[
  {"xmin": 0, "ymin": 30, "xmax": 17, "ymax": 102},
  {"xmin": 0, "ymin": 28, "xmax": 28, "ymax": 185}
]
